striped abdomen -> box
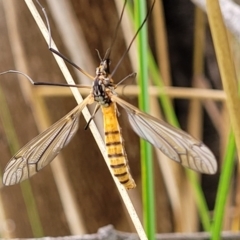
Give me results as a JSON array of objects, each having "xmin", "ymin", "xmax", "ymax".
[{"xmin": 102, "ymin": 102, "xmax": 136, "ymax": 189}]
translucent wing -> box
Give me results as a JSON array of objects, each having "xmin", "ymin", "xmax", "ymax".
[
  {"xmin": 3, "ymin": 95, "xmax": 91, "ymax": 186},
  {"xmin": 111, "ymin": 95, "xmax": 217, "ymax": 174}
]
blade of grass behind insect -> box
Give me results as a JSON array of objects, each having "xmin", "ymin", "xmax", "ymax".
[
  {"xmin": 211, "ymin": 131, "xmax": 235, "ymax": 240},
  {"xmin": 0, "ymin": 86, "xmax": 44, "ymax": 237},
  {"xmin": 134, "ymin": 1, "xmax": 155, "ymax": 239}
]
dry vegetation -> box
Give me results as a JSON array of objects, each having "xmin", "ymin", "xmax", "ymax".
[{"xmin": 0, "ymin": 0, "xmax": 238, "ymax": 239}]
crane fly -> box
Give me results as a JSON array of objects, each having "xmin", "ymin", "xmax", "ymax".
[{"xmin": 2, "ymin": 0, "xmax": 217, "ymax": 189}]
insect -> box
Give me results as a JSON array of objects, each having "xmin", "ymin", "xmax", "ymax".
[{"xmin": 2, "ymin": 0, "xmax": 217, "ymax": 188}]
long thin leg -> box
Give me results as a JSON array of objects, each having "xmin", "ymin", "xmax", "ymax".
[
  {"xmin": 0, "ymin": 70, "xmax": 92, "ymax": 89},
  {"xmin": 35, "ymin": 0, "xmax": 94, "ymax": 80},
  {"xmin": 84, "ymin": 104, "xmax": 100, "ymax": 130}
]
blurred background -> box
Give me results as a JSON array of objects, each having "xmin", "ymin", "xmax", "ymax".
[{"xmin": 0, "ymin": 0, "xmax": 236, "ymax": 238}]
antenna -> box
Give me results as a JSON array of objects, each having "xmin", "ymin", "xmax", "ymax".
[
  {"xmin": 110, "ymin": 0, "xmax": 156, "ymax": 79},
  {"xmin": 104, "ymin": 0, "xmax": 128, "ymax": 60}
]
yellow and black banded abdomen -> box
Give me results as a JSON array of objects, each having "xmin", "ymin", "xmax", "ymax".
[{"xmin": 102, "ymin": 103, "xmax": 136, "ymax": 189}]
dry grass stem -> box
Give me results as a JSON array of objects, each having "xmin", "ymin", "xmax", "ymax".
[{"xmin": 24, "ymin": 0, "xmax": 147, "ymax": 239}]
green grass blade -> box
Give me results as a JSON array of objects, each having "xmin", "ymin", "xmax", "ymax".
[
  {"xmin": 211, "ymin": 132, "xmax": 235, "ymax": 240},
  {"xmin": 134, "ymin": 1, "xmax": 156, "ymax": 239}
]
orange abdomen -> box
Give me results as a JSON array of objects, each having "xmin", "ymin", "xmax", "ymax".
[{"xmin": 102, "ymin": 102, "xmax": 136, "ymax": 189}]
